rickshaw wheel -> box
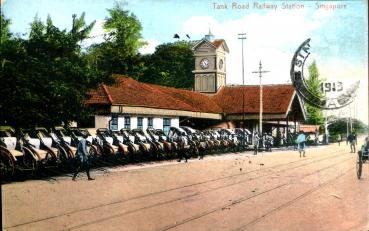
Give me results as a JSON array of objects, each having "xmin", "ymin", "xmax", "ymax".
[
  {"xmin": 88, "ymin": 145, "xmax": 98, "ymax": 158},
  {"xmin": 57, "ymin": 146, "xmax": 69, "ymax": 163},
  {"xmin": 22, "ymin": 147, "xmax": 38, "ymax": 173},
  {"xmin": 356, "ymin": 151, "xmax": 362, "ymax": 179},
  {"xmin": 45, "ymin": 150, "xmax": 57, "ymax": 165},
  {"xmin": 0, "ymin": 148, "xmax": 15, "ymax": 179}
]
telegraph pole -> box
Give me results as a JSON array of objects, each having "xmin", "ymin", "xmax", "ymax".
[
  {"xmin": 238, "ymin": 33, "xmax": 246, "ymax": 127},
  {"xmin": 238, "ymin": 33, "xmax": 246, "ymax": 146},
  {"xmin": 252, "ymin": 61, "xmax": 269, "ymax": 135}
]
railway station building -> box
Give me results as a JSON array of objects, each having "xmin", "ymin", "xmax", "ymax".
[{"xmin": 86, "ymin": 35, "xmax": 306, "ymax": 136}]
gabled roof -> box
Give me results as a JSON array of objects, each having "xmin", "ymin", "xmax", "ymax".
[
  {"xmin": 86, "ymin": 75, "xmax": 222, "ymax": 114},
  {"xmin": 212, "ymin": 84, "xmax": 295, "ymax": 114},
  {"xmin": 211, "ymin": 39, "xmax": 229, "ymax": 52},
  {"xmin": 87, "ymin": 76, "xmax": 302, "ymax": 119},
  {"xmin": 192, "ymin": 39, "xmax": 229, "ymax": 53},
  {"xmin": 85, "ymin": 84, "xmax": 111, "ymax": 105}
]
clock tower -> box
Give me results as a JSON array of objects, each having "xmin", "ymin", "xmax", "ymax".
[{"xmin": 192, "ymin": 32, "xmax": 229, "ymax": 94}]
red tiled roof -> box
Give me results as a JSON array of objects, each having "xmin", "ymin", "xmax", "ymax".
[
  {"xmin": 87, "ymin": 76, "xmax": 222, "ymax": 113},
  {"xmin": 212, "ymin": 84, "xmax": 295, "ymax": 114},
  {"xmin": 85, "ymin": 84, "xmax": 111, "ymax": 105},
  {"xmin": 299, "ymin": 125, "xmax": 319, "ymax": 133},
  {"xmin": 86, "ymin": 76, "xmax": 296, "ymax": 115},
  {"xmin": 212, "ymin": 39, "xmax": 225, "ymax": 48}
]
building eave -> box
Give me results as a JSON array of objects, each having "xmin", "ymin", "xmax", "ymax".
[
  {"xmin": 225, "ymin": 113, "xmax": 287, "ymax": 120},
  {"xmin": 110, "ymin": 105, "xmax": 222, "ymax": 120}
]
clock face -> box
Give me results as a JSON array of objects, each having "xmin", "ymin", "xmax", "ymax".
[
  {"xmin": 200, "ymin": 58, "xmax": 209, "ymax": 69},
  {"xmin": 218, "ymin": 59, "xmax": 223, "ymax": 69}
]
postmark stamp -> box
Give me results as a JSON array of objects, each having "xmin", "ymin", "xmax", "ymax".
[{"xmin": 290, "ymin": 38, "xmax": 360, "ymax": 110}]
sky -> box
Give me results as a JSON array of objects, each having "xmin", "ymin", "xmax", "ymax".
[{"xmin": 2, "ymin": 0, "xmax": 368, "ymax": 124}]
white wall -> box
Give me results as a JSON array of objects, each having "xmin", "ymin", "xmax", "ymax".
[
  {"xmin": 143, "ymin": 117, "xmax": 148, "ymax": 129},
  {"xmin": 118, "ymin": 117, "xmax": 125, "ymax": 130},
  {"xmin": 95, "ymin": 115, "xmax": 110, "ymax": 129},
  {"xmin": 172, "ymin": 118, "xmax": 179, "ymax": 127},
  {"xmin": 153, "ymin": 117, "xmax": 163, "ymax": 130},
  {"xmin": 131, "ymin": 117, "xmax": 137, "ymax": 129}
]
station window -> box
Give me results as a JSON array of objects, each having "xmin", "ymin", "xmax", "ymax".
[
  {"xmin": 124, "ymin": 116, "xmax": 131, "ymax": 129},
  {"xmin": 110, "ymin": 115, "xmax": 118, "ymax": 131},
  {"xmin": 163, "ymin": 118, "xmax": 171, "ymax": 135},
  {"xmin": 137, "ymin": 117, "xmax": 143, "ymax": 129},
  {"xmin": 147, "ymin": 117, "xmax": 153, "ymax": 128}
]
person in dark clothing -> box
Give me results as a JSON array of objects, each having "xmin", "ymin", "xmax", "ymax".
[
  {"xmin": 177, "ymin": 132, "xmax": 189, "ymax": 162},
  {"xmin": 347, "ymin": 132, "xmax": 357, "ymax": 153},
  {"xmin": 253, "ymin": 132, "xmax": 260, "ymax": 155},
  {"xmin": 72, "ymin": 134, "xmax": 94, "ymax": 181}
]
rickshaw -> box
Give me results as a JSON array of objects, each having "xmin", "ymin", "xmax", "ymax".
[
  {"xmin": 0, "ymin": 126, "xmax": 26, "ymax": 177},
  {"xmin": 95, "ymin": 128, "xmax": 126, "ymax": 160},
  {"xmin": 181, "ymin": 126, "xmax": 207, "ymax": 157},
  {"xmin": 68, "ymin": 127, "xmax": 101, "ymax": 159},
  {"xmin": 357, "ymin": 137, "xmax": 368, "ymax": 179},
  {"xmin": 52, "ymin": 126, "xmax": 77, "ymax": 160},
  {"xmin": 131, "ymin": 129, "xmax": 160, "ymax": 160},
  {"xmin": 19, "ymin": 128, "xmax": 59, "ymax": 169},
  {"xmin": 220, "ymin": 128, "xmax": 241, "ymax": 152},
  {"xmin": 203, "ymin": 130, "xmax": 222, "ymax": 153},
  {"xmin": 168, "ymin": 127, "xmax": 197, "ymax": 158},
  {"xmin": 147, "ymin": 128, "xmax": 174, "ymax": 159},
  {"xmin": 33, "ymin": 127, "xmax": 66, "ymax": 164},
  {"xmin": 120, "ymin": 129, "xmax": 142, "ymax": 161}
]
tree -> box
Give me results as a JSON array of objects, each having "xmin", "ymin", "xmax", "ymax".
[
  {"xmin": 86, "ymin": 3, "xmax": 146, "ymax": 78},
  {"xmin": 305, "ymin": 61, "xmax": 324, "ymax": 125},
  {"xmin": 85, "ymin": 4, "xmax": 194, "ymax": 89},
  {"xmin": 0, "ymin": 13, "xmax": 105, "ymax": 129},
  {"xmin": 328, "ymin": 117, "xmax": 368, "ymax": 141},
  {"xmin": 140, "ymin": 41, "xmax": 194, "ymax": 89},
  {"xmin": 1, "ymin": 12, "xmax": 12, "ymax": 42}
]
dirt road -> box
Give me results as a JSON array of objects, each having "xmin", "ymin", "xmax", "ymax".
[{"xmin": 2, "ymin": 143, "xmax": 369, "ymax": 231}]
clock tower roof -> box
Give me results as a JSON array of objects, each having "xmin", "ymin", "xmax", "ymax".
[
  {"xmin": 192, "ymin": 39, "xmax": 229, "ymax": 53},
  {"xmin": 212, "ymin": 39, "xmax": 229, "ymax": 52}
]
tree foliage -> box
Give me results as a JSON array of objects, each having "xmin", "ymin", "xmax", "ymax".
[
  {"xmin": 1, "ymin": 12, "xmax": 12, "ymax": 42},
  {"xmin": 140, "ymin": 41, "xmax": 194, "ymax": 89},
  {"xmin": 329, "ymin": 117, "xmax": 368, "ymax": 135},
  {"xmin": 0, "ymin": 4, "xmax": 196, "ymax": 129},
  {"xmin": 0, "ymin": 13, "xmax": 106, "ymax": 129},
  {"xmin": 305, "ymin": 61, "xmax": 324, "ymax": 125},
  {"xmin": 86, "ymin": 3, "xmax": 146, "ymax": 78}
]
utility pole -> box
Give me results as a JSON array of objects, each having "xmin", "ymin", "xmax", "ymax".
[
  {"xmin": 238, "ymin": 33, "xmax": 246, "ymax": 128},
  {"xmin": 324, "ymin": 114, "xmax": 329, "ymax": 144},
  {"xmin": 252, "ymin": 61, "xmax": 269, "ymax": 135},
  {"xmin": 346, "ymin": 116, "xmax": 349, "ymax": 138},
  {"xmin": 349, "ymin": 102, "xmax": 353, "ymax": 132},
  {"xmin": 351, "ymin": 98, "xmax": 355, "ymax": 131}
]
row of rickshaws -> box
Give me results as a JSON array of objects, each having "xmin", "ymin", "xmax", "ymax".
[{"xmin": 0, "ymin": 126, "xmax": 258, "ymax": 179}]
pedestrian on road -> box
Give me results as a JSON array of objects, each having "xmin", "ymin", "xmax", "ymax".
[
  {"xmin": 314, "ymin": 128, "xmax": 319, "ymax": 145},
  {"xmin": 253, "ymin": 132, "xmax": 260, "ymax": 155},
  {"xmin": 296, "ymin": 131, "xmax": 306, "ymax": 157},
  {"xmin": 72, "ymin": 134, "xmax": 94, "ymax": 181},
  {"xmin": 347, "ymin": 132, "xmax": 357, "ymax": 153},
  {"xmin": 177, "ymin": 132, "xmax": 189, "ymax": 162}
]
